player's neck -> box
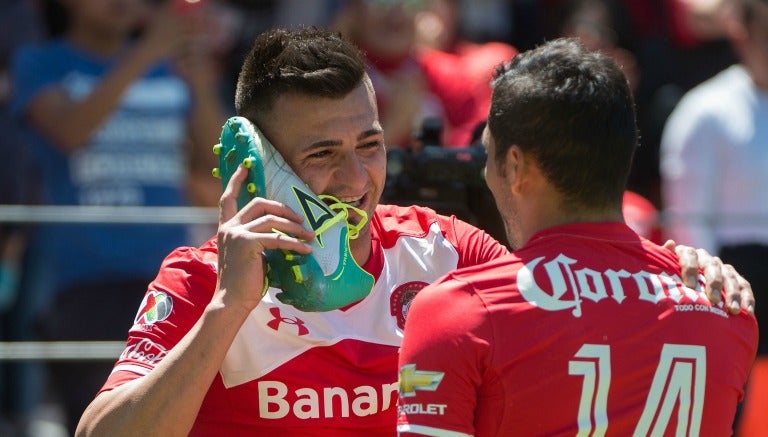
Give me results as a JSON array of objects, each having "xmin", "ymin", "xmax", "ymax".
[
  {"xmin": 349, "ymin": 229, "xmax": 373, "ymax": 269},
  {"xmin": 519, "ymin": 201, "xmax": 624, "ymax": 247}
]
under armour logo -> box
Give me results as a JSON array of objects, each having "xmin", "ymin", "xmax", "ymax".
[{"xmin": 267, "ymin": 307, "xmax": 309, "ymax": 336}]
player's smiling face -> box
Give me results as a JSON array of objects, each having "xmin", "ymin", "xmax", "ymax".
[{"xmin": 259, "ymin": 77, "xmax": 387, "ymax": 258}]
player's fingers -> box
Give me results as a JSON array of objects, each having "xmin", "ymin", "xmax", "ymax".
[
  {"xmin": 241, "ymin": 214, "xmax": 316, "ymax": 246},
  {"xmin": 722, "ymin": 263, "xmax": 741, "ymax": 314},
  {"xmin": 662, "ymin": 239, "xmax": 676, "ymax": 252},
  {"xmin": 255, "ymin": 231, "xmax": 314, "ymax": 254},
  {"xmin": 698, "ymin": 250, "xmax": 724, "ymax": 306},
  {"xmin": 674, "ymin": 244, "xmax": 699, "ymax": 288},
  {"xmin": 237, "ymin": 196, "xmax": 306, "ymax": 227},
  {"xmin": 723, "ymin": 263, "xmax": 755, "ymax": 315},
  {"xmin": 219, "ymin": 164, "xmax": 247, "ymax": 224}
]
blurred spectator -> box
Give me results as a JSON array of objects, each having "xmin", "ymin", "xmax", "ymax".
[
  {"xmin": 558, "ymin": 0, "xmax": 640, "ymax": 89},
  {"xmin": 0, "ymin": 0, "xmax": 42, "ymax": 208},
  {"xmin": 415, "ymin": 0, "xmax": 518, "ymax": 147},
  {"xmin": 334, "ymin": 0, "xmax": 507, "ymax": 148},
  {"xmin": 555, "ymin": 0, "xmax": 662, "ymax": 207},
  {"xmin": 9, "ymin": 0, "xmax": 227, "ymax": 433},
  {"xmin": 548, "ymin": 0, "xmax": 661, "ymax": 244},
  {"xmin": 521, "ymin": 0, "xmax": 738, "ymax": 208},
  {"xmin": 667, "ymin": 0, "xmax": 730, "ymax": 47},
  {"xmin": 660, "ymin": 0, "xmax": 768, "ymax": 433},
  {"xmin": 629, "ymin": 0, "xmax": 737, "ymax": 207},
  {"xmin": 211, "ymin": 0, "xmax": 338, "ymax": 107},
  {"xmin": 0, "ymin": 0, "xmax": 46, "ymax": 433},
  {"xmin": 634, "ymin": 0, "xmax": 737, "ymax": 208},
  {"xmin": 0, "ymin": 0, "xmax": 42, "ymax": 312}
]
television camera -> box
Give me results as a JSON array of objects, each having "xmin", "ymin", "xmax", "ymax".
[{"xmin": 382, "ymin": 118, "xmax": 508, "ymax": 247}]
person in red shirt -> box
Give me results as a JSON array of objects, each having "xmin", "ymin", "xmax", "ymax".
[
  {"xmin": 398, "ymin": 38, "xmax": 758, "ymax": 436},
  {"xmin": 413, "ymin": 0, "xmax": 518, "ymax": 147},
  {"xmin": 334, "ymin": 0, "xmax": 507, "ymax": 148}
]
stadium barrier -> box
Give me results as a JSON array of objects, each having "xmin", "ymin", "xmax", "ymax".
[
  {"xmin": 0, "ymin": 204, "xmax": 218, "ymax": 361},
  {"xmin": 0, "ymin": 204, "xmax": 765, "ymax": 361}
]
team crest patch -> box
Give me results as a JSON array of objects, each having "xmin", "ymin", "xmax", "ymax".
[
  {"xmin": 390, "ymin": 281, "xmax": 428, "ymax": 329},
  {"xmin": 134, "ymin": 291, "xmax": 173, "ymax": 326}
]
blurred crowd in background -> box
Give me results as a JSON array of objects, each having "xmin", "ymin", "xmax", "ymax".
[{"xmin": 1, "ymin": 0, "xmax": 765, "ymax": 435}]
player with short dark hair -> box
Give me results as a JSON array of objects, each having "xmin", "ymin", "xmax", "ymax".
[
  {"xmin": 234, "ymin": 27, "xmax": 369, "ymax": 125},
  {"xmin": 397, "ymin": 38, "xmax": 758, "ymax": 436}
]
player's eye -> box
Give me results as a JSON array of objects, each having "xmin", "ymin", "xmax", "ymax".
[{"xmin": 308, "ymin": 149, "xmax": 332, "ymax": 159}]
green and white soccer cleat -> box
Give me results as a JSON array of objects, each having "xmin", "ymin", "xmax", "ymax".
[{"xmin": 214, "ymin": 116, "xmax": 375, "ymax": 312}]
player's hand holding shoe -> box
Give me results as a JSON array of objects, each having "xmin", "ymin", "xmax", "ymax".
[{"xmin": 214, "ymin": 116, "xmax": 375, "ymax": 312}]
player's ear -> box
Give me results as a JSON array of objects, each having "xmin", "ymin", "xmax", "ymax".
[{"xmin": 505, "ymin": 145, "xmax": 524, "ymax": 194}]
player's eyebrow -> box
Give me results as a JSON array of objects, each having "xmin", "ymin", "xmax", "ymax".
[
  {"xmin": 358, "ymin": 128, "xmax": 384, "ymax": 141},
  {"xmin": 305, "ymin": 128, "xmax": 384, "ymax": 151}
]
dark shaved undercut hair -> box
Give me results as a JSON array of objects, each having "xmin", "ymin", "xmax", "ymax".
[
  {"xmin": 234, "ymin": 26, "xmax": 368, "ymax": 125},
  {"xmin": 488, "ymin": 37, "xmax": 638, "ymax": 211}
]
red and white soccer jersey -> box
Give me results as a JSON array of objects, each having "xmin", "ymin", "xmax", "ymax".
[
  {"xmin": 100, "ymin": 204, "xmax": 507, "ymax": 436},
  {"xmin": 398, "ymin": 222, "xmax": 758, "ymax": 436}
]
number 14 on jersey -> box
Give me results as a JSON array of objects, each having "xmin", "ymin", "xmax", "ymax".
[{"xmin": 569, "ymin": 343, "xmax": 705, "ymax": 436}]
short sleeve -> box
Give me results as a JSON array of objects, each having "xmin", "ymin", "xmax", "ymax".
[
  {"xmin": 439, "ymin": 214, "xmax": 509, "ymax": 269},
  {"xmin": 99, "ymin": 244, "xmax": 218, "ymax": 393},
  {"xmin": 397, "ymin": 275, "xmax": 490, "ymax": 436}
]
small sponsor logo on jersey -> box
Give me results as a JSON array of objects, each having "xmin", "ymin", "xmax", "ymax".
[
  {"xmin": 390, "ymin": 281, "xmax": 428, "ymax": 329},
  {"xmin": 399, "ymin": 364, "xmax": 444, "ymax": 397},
  {"xmin": 119, "ymin": 338, "xmax": 168, "ymax": 366},
  {"xmin": 134, "ymin": 291, "xmax": 173, "ymax": 326},
  {"xmin": 267, "ymin": 307, "xmax": 309, "ymax": 336},
  {"xmin": 517, "ymin": 254, "xmax": 708, "ymax": 317},
  {"xmin": 673, "ymin": 302, "xmax": 728, "ymax": 317},
  {"xmin": 398, "ymin": 403, "xmax": 447, "ymax": 416},
  {"xmin": 258, "ymin": 380, "xmax": 398, "ymax": 419}
]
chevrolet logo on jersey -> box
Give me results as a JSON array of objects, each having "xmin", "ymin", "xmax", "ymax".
[{"xmin": 399, "ymin": 364, "xmax": 445, "ymax": 397}]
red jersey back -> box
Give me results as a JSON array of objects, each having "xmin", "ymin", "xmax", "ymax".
[{"xmin": 398, "ymin": 222, "xmax": 757, "ymax": 436}]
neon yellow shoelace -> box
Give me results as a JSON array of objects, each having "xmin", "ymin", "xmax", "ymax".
[
  {"xmin": 269, "ymin": 195, "xmax": 368, "ymax": 243},
  {"xmin": 316, "ymin": 195, "xmax": 368, "ymax": 240}
]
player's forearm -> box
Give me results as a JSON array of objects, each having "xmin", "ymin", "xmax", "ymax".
[{"xmin": 76, "ymin": 301, "xmax": 251, "ymax": 436}]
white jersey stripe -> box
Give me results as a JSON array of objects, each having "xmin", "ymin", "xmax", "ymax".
[
  {"xmin": 111, "ymin": 363, "xmax": 151, "ymax": 376},
  {"xmin": 397, "ymin": 423, "xmax": 473, "ymax": 437}
]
